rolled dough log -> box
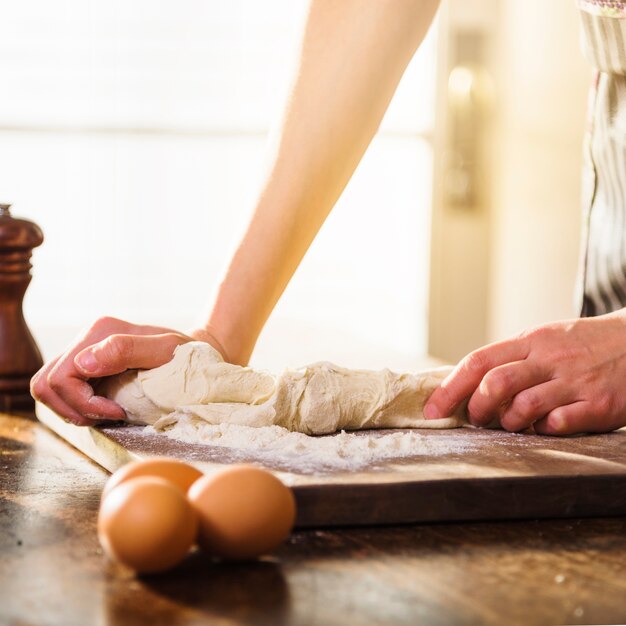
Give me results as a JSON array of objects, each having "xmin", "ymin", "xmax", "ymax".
[{"xmin": 100, "ymin": 342, "xmax": 467, "ymax": 435}]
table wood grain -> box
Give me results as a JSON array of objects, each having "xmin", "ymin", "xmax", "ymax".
[{"xmin": 2, "ymin": 413, "xmax": 626, "ymax": 626}]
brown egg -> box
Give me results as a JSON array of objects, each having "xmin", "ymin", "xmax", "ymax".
[
  {"xmin": 188, "ymin": 465, "xmax": 296, "ymax": 561},
  {"xmin": 98, "ymin": 476, "xmax": 198, "ymax": 574},
  {"xmin": 102, "ymin": 457, "xmax": 203, "ymax": 500}
]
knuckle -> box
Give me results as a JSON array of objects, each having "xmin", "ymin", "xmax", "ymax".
[
  {"xmin": 163, "ymin": 332, "xmax": 186, "ymax": 346},
  {"xmin": 92, "ymin": 316, "xmax": 123, "ymax": 332},
  {"xmin": 433, "ymin": 383, "xmax": 460, "ymax": 416},
  {"xmin": 594, "ymin": 392, "xmax": 613, "ymax": 415},
  {"xmin": 464, "ymin": 350, "xmax": 488, "ymax": 373},
  {"xmin": 29, "ymin": 370, "xmax": 41, "ymax": 391},
  {"xmin": 546, "ymin": 408, "xmax": 569, "ymax": 433},
  {"xmin": 30, "ymin": 375, "xmax": 45, "ymax": 401},
  {"xmin": 103, "ymin": 334, "xmax": 133, "ymax": 362},
  {"xmin": 521, "ymin": 324, "xmax": 555, "ymax": 345},
  {"xmin": 500, "ymin": 415, "xmax": 523, "ymax": 432},
  {"xmin": 47, "ymin": 373, "xmax": 63, "ymax": 394},
  {"xmin": 433, "ymin": 383, "xmax": 453, "ymax": 408},
  {"xmin": 512, "ymin": 390, "xmax": 542, "ymax": 418},
  {"xmin": 37, "ymin": 390, "xmax": 53, "ymax": 406},
  {"xmin": 520, "ymin": 325, "xmax": 544, "ymax": 341},
  {"xmin": 91, "ymin": 316, "xmax": 112, "ymax": 331},
  {"xmin": 468, "ymin": 408, "xmax": 491, "ymax": 426},
  {"xmin": 483, "ymin": 369, "xmax": 511, "ymax": 399},
  {"xmin": 466, "ymin": 397, "xmax": 484, "ymax": 421}
]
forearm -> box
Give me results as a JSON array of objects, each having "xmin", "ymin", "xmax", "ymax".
[{"xmin": 208, "ymin": 0, "xmax": 440, "ymax": 365}]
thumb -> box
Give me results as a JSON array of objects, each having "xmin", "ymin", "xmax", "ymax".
[{"xmin": 74, "ymin": 333, "xmax": 190, "ymax": 378}]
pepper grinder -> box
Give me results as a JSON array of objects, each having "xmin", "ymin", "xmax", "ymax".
[{"xmin": 0, "ymin": 203, "xmax": 44, "ymax": 414}]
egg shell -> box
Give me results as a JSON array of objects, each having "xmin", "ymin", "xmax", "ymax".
[
  {"xmin": 98, "ymin": 476, "xmax": 198, "ymax": 574},
  {"xmin": 188, "ymin": 465, "xmax": 296, "ymax": 560},
  {"xmin": 102, "ymin": 457, "xmax": 203, "ymax": 500}
]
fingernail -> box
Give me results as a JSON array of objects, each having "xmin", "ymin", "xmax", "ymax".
[
  {"xmin": 424, "ymin": 404, "xmax": 441, "ymax": 420},
  {"xmin": 76, "ymin": 351, "xmax": 99, "ymax": 373}
]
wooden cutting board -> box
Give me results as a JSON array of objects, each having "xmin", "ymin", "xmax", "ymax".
[{"xmin": 36, "ymin": 403, "xmax": 626, "ymax": 528}]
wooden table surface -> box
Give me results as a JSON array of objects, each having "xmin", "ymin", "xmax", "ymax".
[{"xmin": 2, "ymin": 413, "xmax": 626, "ymax": 626}]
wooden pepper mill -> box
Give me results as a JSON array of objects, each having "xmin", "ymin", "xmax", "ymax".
[{"xmin": 0, "ymin": 203, "xmax": 44, "ymax": 414}]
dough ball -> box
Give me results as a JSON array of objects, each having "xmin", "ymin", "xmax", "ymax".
[
  {"xmin": 98, "ymin": 369, "xmax": 161, "ymax": 424},
  {"xmin": 99, "ymin": 341, "xmax": 276, "ymax": 425}
]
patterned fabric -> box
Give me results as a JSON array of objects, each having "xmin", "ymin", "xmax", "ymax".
[
  {"xmin": 578, "ymin": 1, "xmax": 626, "ymax": 316},
  {"xmin": 578, "ymin": 0, "xmax": 626, "ymax": 18}
]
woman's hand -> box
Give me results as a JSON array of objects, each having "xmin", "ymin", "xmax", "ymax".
[
  {"xmin": 424, "ymin": 310, "xmax": 626, "ymax": 435},
  {"xmin": 30, "ymin": 316, "xmax": 226, "ymax": 426}
]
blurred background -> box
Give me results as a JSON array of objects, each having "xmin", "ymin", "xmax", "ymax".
[{"xmin": 0, "ymin": 0, "xmax": 589, "ymax": 372}]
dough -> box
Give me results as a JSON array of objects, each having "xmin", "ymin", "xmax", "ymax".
[{"xmin": 100, "ymin": 342, "xmax": 467, "ymax": 435}]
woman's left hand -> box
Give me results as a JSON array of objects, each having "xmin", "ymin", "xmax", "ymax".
[{"xmin": 424, "ymin": 310, "xmax": 626, "ymax": 435}]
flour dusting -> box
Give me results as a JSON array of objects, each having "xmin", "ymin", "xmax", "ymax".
[{"xmin": 146, "ymin": 413, "xmax": 477, "ymax": 472}]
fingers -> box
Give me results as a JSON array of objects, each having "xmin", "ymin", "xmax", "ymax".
[
  {"xmin": 31, "ymin": 358, "xmax": 110, "ymax": 426},
  {"xmin": 534, "ymin": 402, "xmax": 593, "ymax": 435},
  {"xmin": 32, "ymin": 317, "xmax": 191, "ymax": 426},
  {"xmin": 424, "ymin": 338, "xmax": 530, "ymax": 420},
  {"xmin": 466, "ymin": 360, "xmax": 547, "ymax": 427},
  {"xmin": 47, "ymin": 358, "xmax": 127, "ymax": 421},
  {"xmin": 49, "ymin": 333, "xmax": 190, "ymax": 422},
  {"xmin": 74, "ymin": 333, "xmax": 190, "ymax": 378},
  {"xmin": 423, "ymin": 315, "xmax": 626, "ymax": 435},
  {"xmin": 34, "ymin": 386, "xmax": 104, "ymax": 426},
  {"xmin": 498, "ymin": 379, "xmax": 574, "ymax": 432},
  {"xmin": 75, "ymin": 316, "xmax": 173, "ymax": 344},
  {"xmin": 534, "ymin": 400, "xmax": 626, "ymax": 435}
]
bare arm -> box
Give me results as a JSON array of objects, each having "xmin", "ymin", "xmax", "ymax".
[
  {"xmin": 207, "ymin": 0, "xmax": 440, "ymax": 364},
  {"xmin": 32, "ymin": 0, "xmax": 440, "ymax": 423}
]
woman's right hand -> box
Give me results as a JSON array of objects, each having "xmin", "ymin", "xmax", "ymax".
[{"xmin": 30, "ymin": 316, "xmax": 225, "ymax": 426}]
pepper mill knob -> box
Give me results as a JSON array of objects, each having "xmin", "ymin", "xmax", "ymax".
[{"xmin": 0, "ymin": 203, "xmax": 44, "ymax": 414}]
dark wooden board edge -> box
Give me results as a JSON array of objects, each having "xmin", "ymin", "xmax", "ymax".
[{"xmin": 294, "ymin": 474, "xmax": 626, "ymax": 527}]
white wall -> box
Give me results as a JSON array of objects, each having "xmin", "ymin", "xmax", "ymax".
[{"xmin": 0, "ymin": 1, "xmax": 439, "ymax": 372}]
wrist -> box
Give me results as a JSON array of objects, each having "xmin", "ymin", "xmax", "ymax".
[{"xmin": 187, "ymin": 326, "xmax": 232, "ymax": 363}]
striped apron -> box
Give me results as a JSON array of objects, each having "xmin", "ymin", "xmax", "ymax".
[{"xmin": 578, "ymin": 1, "xmax": 626, "ymax": 315}]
